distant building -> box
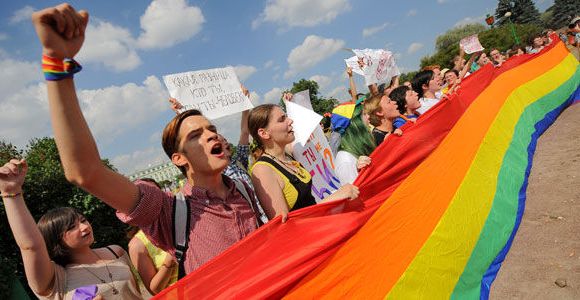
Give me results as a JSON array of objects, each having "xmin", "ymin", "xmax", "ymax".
[{"xmin": 128, "ymin": 161, "xmax": 181, "ymax": 183}]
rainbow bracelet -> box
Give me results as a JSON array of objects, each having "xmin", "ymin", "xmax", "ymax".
[{"xmin": 42, "ymin": 55, "xmax": 82, "ymax": 81}]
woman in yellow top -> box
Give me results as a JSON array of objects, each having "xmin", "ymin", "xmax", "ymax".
[
  {"xmin": 129, "ymin": 230, "xmax": 178, "ymax": 296},
  {"xmin": 248, "ymin": 96, "xmax": 359, "ymax": 222}
]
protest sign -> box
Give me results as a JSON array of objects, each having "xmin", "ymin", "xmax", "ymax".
[
  {"xmin": 287, "ymin": 90, "xmax": 341, "ymax": 202},
  {"xmin": 459, "ymin": 34, "xmax": 485, "ymax": 54},
  {"xmin": 163, "ymin": 66, "xmax": 254, "ymax": 120},
  {"xmin": 345, "ymin": 49, "xmax": 400, "ymax": 86},
  {"xmin": 285, "ymin": 101, "xmax": 322, "ymax": 146}
]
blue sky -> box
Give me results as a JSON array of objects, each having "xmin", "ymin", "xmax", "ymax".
[{"xmin": 0, "ymin": 0, "xmax": 553, "ymax": 174}]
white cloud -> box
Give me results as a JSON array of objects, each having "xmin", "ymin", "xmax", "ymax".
[
  {"xmin": 112, "ymin": 146, "xmax": 168, "ymax": 175},
  {"xmin": 77, "ymin": 76, "xmax": 169, "ymax": 142},
  {"xmin": 77, "ymin": 0, "xmax": 205, "ymax": 71},
  {"xmin": 253, "ymin": 0, "xmax": 350, "ymax": 29},
  {"xmin": 407, "ymin": 9, "xmax": 417, "ymax": 17},
  {"xmin": 137, "ymin": 0, "xmax": 205, "ymax": 49},
  {"xmin": 0, "ymin": 83, "xmax": 50, "ymax": 148},
  {"xmin": 264, "ymin": 60, "xmax": 274, "ymax": 69},
  {"xmin": 0, "ymin": 33, "xmax": 8, "ymax": 41},
  {"xmin": 327, "ymin": 86, "xmax": 347, "ymax": 100},
  {"xmin": 394, "ymin": 52, "xmax": 403, "ymax": 60},
  {"xmin": 263, "ymin": 87, "xmax": 283, "ymax": 104},
  {"xmin": 233, "ymin": 65, "xmax": 258, "ymax": 81},
  {"xmin": 0, "ymin": 57, "xmax": 42, "ymax": 97},
  {"xmin": 10, "ymin": 6, "xmax": 35, "ymax": 24},
  {"xmin": 77, "ymin": 20, "xmax": 141, "ymax": 72},
  {"xmin": 309, "ymin": 75, "xmax": 332, "ymax": 91},
  {"xmin": 362, "ymin": 22, "xmax": 390, "ymax": 38},
  {"xmin": 454, "ymin": 15, "xmax": 486, "ymax": 27},
  {"xmin": 407, "ymin": 42, "xmax": 424, "ymax": 54},
  {"xmin": 250, "ymin": 91, "xmax": 261, "ymax": 104},
  {"xmin": 284, "ymin": 35, "xmax": 345, "ymax": 78},
  {"xmin": 437, "ymin": 0, "xmax": 448, "ymax": 4}
]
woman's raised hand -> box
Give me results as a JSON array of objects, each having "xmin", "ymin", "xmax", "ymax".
[
  {"xmin": 31, "ymin": 3, "xmax": 89, "ymax": 59},
  {"xmin": 0, "ymin": 159, "xmax": 28, "ymax": 195}
]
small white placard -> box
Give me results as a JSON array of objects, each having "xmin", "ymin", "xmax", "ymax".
[{"xmin": 163, "ymin": 66, "xmax": 254, "ymax": 120}]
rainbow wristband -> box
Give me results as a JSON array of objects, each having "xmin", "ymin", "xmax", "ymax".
[{"xmin": 42, "ymin": 55, "xmax": 82, "ymax": 81}]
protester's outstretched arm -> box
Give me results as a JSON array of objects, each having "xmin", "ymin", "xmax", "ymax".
[
  {"xmin": 368, "ymin": 83, "xmax": 379, "ymax": 96},
  {"xmin": 32, "ymin": 4, "xmax": 139, "ymax": 214},
  {"xmin": 240, "ymin": 85, "xmax": 251, "ymax": 146},
  {"xmin": 459, "ymin": 52, "xmax": 477, "ymax": 79},
  {"xmin": 1, "ymin": 159, "xmax": 55, "ymax": 295},
  {"xmin": 347, "ymin": 67, "xmax": 358, "ymax": 102}
]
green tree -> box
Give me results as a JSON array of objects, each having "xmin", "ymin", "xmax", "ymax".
[
  {"xmin": 495, "ymin": 0, "xmax": 541, "ymax": 26},
  {"xmin": 420, "ymin": 23, "xmax": 542, "ymax": 69},
  {"xmin": 549, "ymin": 0, "xmax": 580, "ymax": 29},
  {"xmin": 279, "ymin": 79, "xmax": 339, "ymax": 115},
  {"xmin": 420, "ymin": 23, "xmax": 487, "ymax": 68},
  {"xmin": 0, "ymin": 137, "xmax": 127, "ymax": 298},
  {"xmin": 0, "ymin": 140, "xmax": 21, "ymax": 165}
]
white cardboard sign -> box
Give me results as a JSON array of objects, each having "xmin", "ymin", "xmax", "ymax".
[
  {"xmin": 459, "ymin": 34, "xmax": 485, "ymax": 54},
  {"xmin": 163, "ymin": 66, "xmax": 254, "ymax": 120},
  {"xmin": 345, "ymin": 49, "xmax": 400, "ymax": 86},
  {"xmin": 288, "ymin": 90, "xmax": 341, "ymax": 202}
]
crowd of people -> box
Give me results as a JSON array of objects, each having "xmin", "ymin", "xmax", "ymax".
[{"xmin": 2, "ymin": 3, "xmax": 578, "ymax": 299}]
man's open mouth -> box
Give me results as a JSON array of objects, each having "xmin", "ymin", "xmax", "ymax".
[{"xmin": 211, "ymin": 143, "xmax": 224, "ymax": 155}]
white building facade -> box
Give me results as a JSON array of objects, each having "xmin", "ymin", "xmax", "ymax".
[{"xmin": 128, "ymin": 161, "xmax": 182, "ymax": 183}]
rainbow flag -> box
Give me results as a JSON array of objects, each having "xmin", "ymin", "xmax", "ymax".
[{"xmin": 154, "ymin": 40, "xmax": 579, "ymax": 299}]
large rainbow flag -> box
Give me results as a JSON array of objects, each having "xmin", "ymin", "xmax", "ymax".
[{"xmin": 155, "ymin": 39, "xmax": 580, "ymax": 299}]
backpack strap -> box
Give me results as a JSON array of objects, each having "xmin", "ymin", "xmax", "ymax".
[
  {"xmin": 172, "ymin": 191, "xmax": 190, "ymax": 279},
  {"xmin": 232, "ymin": 179, "xmax": 260, "ymax": 228}
]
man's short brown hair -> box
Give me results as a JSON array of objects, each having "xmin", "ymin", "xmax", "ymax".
[{"xmin": 162, "ymin": 109, "xmax": 203, "ymax": 175}]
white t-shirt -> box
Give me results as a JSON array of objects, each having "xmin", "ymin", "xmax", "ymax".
[
  {"xmin": 335, "ymin": 151, "xmax": 358, "ymax": 184},
  {"xmin": 417, "ymin": 97, "xmax": 440, "ymax": 115}
]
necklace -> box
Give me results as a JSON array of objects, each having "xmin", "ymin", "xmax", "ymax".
[
  {"xmin": 81, "ymin": 250, "xmax": 119, "ymax": 295},
  {"xmin": 264, "ymin": 152, "xmax": 307, "ymax": 180}
]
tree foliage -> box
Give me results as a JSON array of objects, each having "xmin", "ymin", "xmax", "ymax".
[
  {"xmin": 548, "ymin": 0, "xmax": 580, "ymax": 29},
  {"xmin": 420, "ymin": 23, "xmax": 542, "ymax": 69},
  {"xmin": 495, "ymin": 0, "xmax": 541, "ymax": 26},
  {"xmin": 0, "ymin": 137, "xmax": 127, "ymax": 298},
  {"xmin": 279, "ymin": 79, "xmax": 339, "ymax": 115}
]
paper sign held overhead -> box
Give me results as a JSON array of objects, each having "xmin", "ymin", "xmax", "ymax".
[
  {"xmin": 459, "ymin": 34, "xmax": 485, "ymax": 54},
  {"xmin": 163, "ymin": 66, "xmax": 254, "ymax": 120},
  {"xmin": 345, "ymin": 49, "xmax": 400, "ymax": 86}
]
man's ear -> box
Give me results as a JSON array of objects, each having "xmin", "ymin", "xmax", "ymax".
[
  {"xmin": 171, "ymin": 152, "xmax": 188, "ymax": 168},
  {"xmin": 257, "ymin": 128, "xmax": 269, "ymax": 141}
]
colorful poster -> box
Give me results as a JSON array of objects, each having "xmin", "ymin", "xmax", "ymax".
[
  {"xmin": 163, "ymin": 66, "xmax": 254, "ymax": 120},
  {"xmin": 287, "ymin": 90, "xmax": 341, "ymax": 202}
]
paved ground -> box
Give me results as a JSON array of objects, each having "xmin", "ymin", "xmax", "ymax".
[{"xmin": 490, "ymin": 103, "xmax": 580, "ymax": 299}]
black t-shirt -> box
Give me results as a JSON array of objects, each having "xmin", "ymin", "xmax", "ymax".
[{"xmin": 372, "ymin": 127, "xmax": 390, "ymax": 146}]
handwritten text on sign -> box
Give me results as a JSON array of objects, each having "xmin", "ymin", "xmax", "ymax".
[
  {"xmin": 288, "ymin": 90, "xmax": 341, "ymax": 202},
  {"xmin": 346, "ymin": 49, "xmax": 400, "ymax": 86},
  {"xmin": 459, "ymin": 34, "xmax": 484, "ymax": 54},
  {"xmin": 163, "ymin": 67, "xmax": 253, "ymax": 120}
]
